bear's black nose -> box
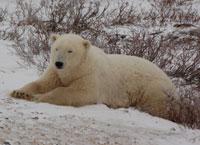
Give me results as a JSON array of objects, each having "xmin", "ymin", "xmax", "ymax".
[{"xmin": 55, "ymin": 61, "xmax": 64, "ymax": 69}]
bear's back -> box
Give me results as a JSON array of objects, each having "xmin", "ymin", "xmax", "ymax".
[{"xmin": 107, "ymin": 54, "xmax": 169, "ymax": 80}]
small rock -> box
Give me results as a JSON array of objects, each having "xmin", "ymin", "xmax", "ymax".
[
  {"xmin": 32, "ymin": 117, "xmax": 39, "ymax": 120},
  {"xmin": 170, "ymin": 127, "xmax": 176, "ymax": 131},
  {"xmin": 3, "ymin": 141, "xmax": 11, "ymax": 145}
]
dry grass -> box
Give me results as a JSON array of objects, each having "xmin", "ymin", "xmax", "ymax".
[{"xmin": 167, "ymin": 89, "xmax": 200, "ymax": 129}]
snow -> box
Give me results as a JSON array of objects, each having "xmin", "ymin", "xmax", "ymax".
[{"xmin": 0, "ymin": 0, "xmax": 200, "ymax": 145}]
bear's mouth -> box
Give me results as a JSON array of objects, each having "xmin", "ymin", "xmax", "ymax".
[{"xmin": 55, "ymin": 61, "xmax": 64, "ymax": 69}]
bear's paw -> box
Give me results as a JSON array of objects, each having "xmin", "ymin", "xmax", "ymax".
[{"xmin": 10, "ymin": 90, "xmax": 33, "ymax": 100}]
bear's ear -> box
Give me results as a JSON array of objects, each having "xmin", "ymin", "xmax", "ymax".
[
  {"xmin": 50, "ymin": 34, "xmax": 60, "ymax": 44},
  {"xmin": 83, "ymin": 40, "xmax": 91, "ymax": 49}
]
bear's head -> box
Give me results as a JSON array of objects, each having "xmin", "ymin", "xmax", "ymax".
[{"xmin": 49, "ymin": 33, "xmax": 91, "ymax": 72}]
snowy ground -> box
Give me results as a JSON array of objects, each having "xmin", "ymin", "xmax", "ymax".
[{"xmin": 1, "ymin": 40, "xmax": 200, "ymax": 145}]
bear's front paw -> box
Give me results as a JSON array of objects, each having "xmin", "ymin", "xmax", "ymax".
[{"xmin": 10, "ymin": 90, "xmax": 33, "ymax": 100}]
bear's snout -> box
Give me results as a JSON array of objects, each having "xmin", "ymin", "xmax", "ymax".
[{"xmin": 55, "ymin": 61, "xmax": 64, "ymax": 69}]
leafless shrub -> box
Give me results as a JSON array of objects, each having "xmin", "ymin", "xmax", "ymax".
[
  {"xmin": 167, "ymin": 88, "xmax": 200, "ymax": 129},
  {"xmin": 143, "ymin": 0, "xmax": 200, "ymax": 26},
  {"xmin": 0, "ymin": 8, "xmax": 7, "ymax": 22},
  {"xmin": 0, "ymin": 8, "xmax": 8, "ymax": 39},
  {"xmin": 109, "ymin": 2, "xmax": 140, "ymax": 26}
]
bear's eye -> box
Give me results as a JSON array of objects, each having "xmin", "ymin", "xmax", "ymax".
[{"xmin": 68, "ymin": 50, "xmax": 73, "ymax": 53}]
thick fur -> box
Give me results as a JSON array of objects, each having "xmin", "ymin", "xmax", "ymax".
[{"xmin": 10, "ymin": 34, "xmax": 176, "ymax": 118}]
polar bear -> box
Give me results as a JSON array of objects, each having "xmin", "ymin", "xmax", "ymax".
[{"xmin": 10, "ymin": 33, "xmax": 176, "ymax": 118}]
